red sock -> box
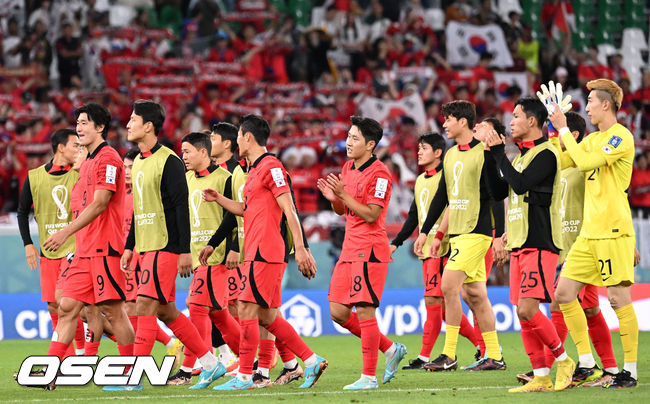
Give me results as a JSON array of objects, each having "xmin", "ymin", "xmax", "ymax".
[
  {"xmin": 50, "ymin": 312, "xmax": 58, "ymax": 332},
  {"xmin": 551, "ymin": 311, "xmax": 568, "ymax": 342},
  {"xmin": 275, "ymin": 338, "xmax": 295, "ymax": 363},
  {"xmin": 48, "ymin": 341, "xmax": 68, "ymax": 360},
  {"xmin": 474, "ymin": 321, "xmax": 485, "ymax": 356},
  {"xmin": 117, "ymin": 343, "xmax": 134, "ymax": 356},
  {"xmin": 64, "ymin": 342, "xmax": 75, "ymax": 357},
  {"xmin": 265, "ymin": 316, "xmax": 313, "ymax": 361},
  {"xmin": 342, "ymin": 312, "xmax": 393, "ymax": 353},
  {"xmin": 238, "ymin": 318, "xmax": 259, "ymax": 376},
  {"xmin": 85, "ymin": 341, "xmax": 100, "ymax": 356},
  {"xmin": 128, "ymin": 316, "xmax": 138, "ymax": 334},
  {"xmin": 529, "ymin": 310, "xmax": 564, "ymax": 358},
  {"xmin": 134, "ymin": 316, "xmax": 158, "ymax": 356},
  {"xmin": 181, "ymin": 305, "xmax": 210, "ymax": 368},
  {"xmin": 233, "ymin": 315, "xmax": 240, "ymax": 325},
  {"xmin": 167, "ymin": 313, "xmax": 210, "ymax": 359},
  {"xmin": 209, "ymin": 309, "xmax": 241, "ymax": 355},
  {"xmin": 74, "ymin": 317, "xmax": 85, "ymax": 350},
  {"xmin": 420, "ymin": 304, "xmax": 442, "ymax": 358},
  {"xmin": 459, "ymin": 314, "xmax": 480, "ymax": 348},
  {"xmin": 587, "ymin": 311, "xmax": 617, "ymax": 369},
  {"xmin": 360, "ymin": 318, "xmax": 380, "ymax": 376},
  {"xmin": 258, "ymin": 339, "xmax": 276, "ymax": 369},
  {"xmin": 155, "ymin": 325, "xmax": 171, "ymax": 346},
  {"xmin": 520, "ymin": 319, "xmax": 546, "ymax": 370}
]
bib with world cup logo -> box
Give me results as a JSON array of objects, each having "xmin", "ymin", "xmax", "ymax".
[
  {"xmin": 443, "ymin": 142, "xmax": 484, "ymax": 235},
  {"xmin": 414, "ymin": 171, "xmax": 450, "ymax": 259}
]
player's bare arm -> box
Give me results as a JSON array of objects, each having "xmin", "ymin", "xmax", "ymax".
[
  {"xmin": 325, "ymin": 173, "xmax": 382, "ymax": 223},
  {"xmin": 202, "ymin": 188, "xmax": 244, "ymax": 216},
  {"xmin": 43, "ymin": 188, "xmax": 112, "ymax": 252},
  {"xmin": 317, "ymin": 177, "xmax": 344, "ymax": 215},
  {"xmin": 24, "ymin": 244, "xmax": 39, "ymax": 270},
  {"xmin": 276, "ymin": 192, "xmax": 317, "ymax": 279}
]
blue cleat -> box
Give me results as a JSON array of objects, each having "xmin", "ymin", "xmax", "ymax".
[
  {"xmin": 299, "ymin": 355, "xmax": 328, "ymax": 388},
  {"xmin": 212, "ymin": 376, "xmax": 254, "ymax": 391},
  {"xmin": 383, "ymin": 342, "xmax": 407, "ymax": 384},
  {"xmin": 462, "ymin": 350, "xmax": 487, "ymax": 370},
  {"xmin": 188, "ymin": 363, "xmax": 227, "ymax": 389},
  {"xmin": 343, "ymin": 376, "xmax": 379, "ymax": 390},
  {"xmin": 102, "ymin": 383, "xmax": 143, "ymax": 391}
]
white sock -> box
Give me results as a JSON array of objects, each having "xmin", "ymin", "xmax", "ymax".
[
  {"xmin": 198, "ymin": 351, "xmax": 219, "ymax": 371},
  {"xmin": 52, "ymin": 331, "xmax": 59, "ymax": 342},
  {"xmin": 418, "ymin": 355, "xmax": 429, "ymax": 362},
  {"xmin": 304, "ymin": 354, "xmax": 318, "ymax": 367},
  {"xmin": 238, "ymin": 372, "xmax": 252, "ymax": 382},
  {"xmin": 257, "ymin": 367, "xmax": 269, "ymax": 378},
  {"xmin": 361, "ymin": 373, "xmax": 377, "ymax": 381},
  {"xmin": 283, "ymin": 358, "xmax": 298, "ymax": 369},
  {"xmin": 218, "ymin": 344, "xmax": 234, "ymax": 363},
  {"xmin": 623, "ymin": 362, "xmax": 637, "ymax": 379},
  {"xmin": 384, "ymin": 342, "xmax": 396, "ymax": 357},
  {"xmin": 165, "ymin": 338, "xmax": 176, "ymax": 349},
  {"xmin": 533, "ymin": 367, "xmax": 550, "ymax": 377},
  {"xmin": 578, "ymin": 353, "xmax": 596, "ymax": 369},
  {"xmin": 75, "ymin": 348, "xmax": 85, "ymax": 355},
  {"xmin": 193, "ymin": 358, "xmax": 201, "ymax": 369},
  {"xmin": 180, "ymin": 366, "xmax": 192, "ymax": 373},
  {"xmin": 605, "ymin": 366, "xmax": 618, "ymax": 374},
  {"xmin": 555, "ymin": 352, "xmax": 568, "ymax": 361}
]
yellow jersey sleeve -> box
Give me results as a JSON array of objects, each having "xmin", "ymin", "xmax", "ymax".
[{"xmin": 549, "ymin": 135, "xmax": 577, "ymax": 169}]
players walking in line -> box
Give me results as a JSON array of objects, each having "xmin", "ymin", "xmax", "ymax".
[
  {"xmin": 42, "ymin": 104, "xmax": 135, "ymax": 388},
  {"xmin": 548, "ymin": 79, "xmax": 640, "ymax": 388},
  {"xmin": 114, "ymin": 100, "xmax": 224, "ymax": 391},
  {"xmin": 483, "ymin": 98, "xmax": 575, "ymax": 392},
  {"xmin": 318, "ymin": 116, "xmax": 407, "ymax": 390},
  {"xmin": 413, "ymin": 101, "xmax": 505, "ymax": 371},
  {"xmin": 204, "ymin": 114, "xmax": 326, "ymax": 391}
]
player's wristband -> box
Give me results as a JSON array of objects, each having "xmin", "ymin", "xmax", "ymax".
[
  {"xmin": 434, "ymin": 231, "xmax": 444, "ymax": 241},
  {"xmin": 558, "ymin": 126, "xmax": 571, "ymax": 137}
]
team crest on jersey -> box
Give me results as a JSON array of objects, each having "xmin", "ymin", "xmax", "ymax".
[
  {"xmin": 105, "ymin": 165, "xmax": 117, "ymax": 184},
  {"xmin": 270, "ymin": 167, "xmax": 286, "ymax": 187},
  {"xmin": 608, "ymin": 136, "xmax": 622, "ymax": 148},
  {"xmin": 602, "ymin": 145, "xmax": 613, "ymax": 154},
  {"xmin": 375, "ymin": 177, "xmax": 388, "ymax": 199}
]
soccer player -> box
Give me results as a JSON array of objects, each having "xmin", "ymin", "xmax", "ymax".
[
  {"xmin": 318, "ymin": 116, "xmax": 407, "ymax": 390},
  {"xmin": 413, "ymin": 100, "xmax": 505, "ymax": 371},
  {"xmin": 42, "ymin": 103, "xmax": 135, "ymax": 385},
  {"xmin": 17, "ymin": 128, "xmax": 85, "ymax": 355},
  {"xmin": 122, "ymin": 148, "xmax": 183, "ymax": 370},
  {"xmin": 204, "ymin": 114, "xmax": 327, "ymax": 391},
  {"xmin": 117, "ymin": 100, "xmax": 224, "ymax": 391},
  {"xmin": 482, "ymin": 98, "xmax": 575, "ymax": 392},
  {"xmin": 166, "ymin": 132, "xmax": 242, "ymax": 385},
  {"xmin": 549, "ymin": 79, "xmax": 639, "ymax": 388}
]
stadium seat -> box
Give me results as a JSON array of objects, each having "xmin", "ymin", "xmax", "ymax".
[
  {"xmin": 498, "ymin": 0, "xmax": 523, "ymax": 20},
  {"xmin": 424, "ymin": 8, "xmax": 445, "ymax": 31},
  {"xmin": 597, "ymin": 44, "xmax": 617, "ymax": 65},
  {"xmin": 108, "ymin": 5, "xmax": 135, "ymax": 27},
  {"xmin": 622, "ymin": 28, "xmax": 648, "ymax": 51}
]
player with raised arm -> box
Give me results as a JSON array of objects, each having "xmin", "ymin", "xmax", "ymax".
[{"xmin": 318, "ymin": 116, "xmax": 407, "ymax": 390}]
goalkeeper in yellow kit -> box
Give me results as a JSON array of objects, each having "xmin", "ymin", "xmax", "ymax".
[{"xmin": 547, "ymin": 79, "xmax": 638, "ymax": 389}]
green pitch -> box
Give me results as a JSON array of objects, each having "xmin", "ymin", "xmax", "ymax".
[{"xmin": 1, "ymin": 332, "xmax": 648, "ymax": 403}]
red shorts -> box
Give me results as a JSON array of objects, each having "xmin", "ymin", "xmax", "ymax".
[
  {"xmin": 55, "ymin": 260, "xmax": 71, "ymax": 291},
  {"xmin": 227, "ymin": 266, "xmax": 242, "ymax": 304},
  {"xmin": 189, "ymin": 264, "xmax": 229, "ymax": 309},
  {"xmin": 238, "ymin": 261, "xmax": 285, "ymax": 308},
  {"xmin": 509, "ymin": 248, "xmax": 557, "ymax": 305},
  {"xmin": 40, "ymin": 257, "xmax": 67, "ymax": 302},
  {"xmin": 422, "ymin": 257, "xmax": 447, "ymax": 297},
  {"xmin": 124, "ymin": 253, "xmax": 141, "ymax": 302},
  {"xmin": 138, "ymin": 251, "xmax": 178, "ymax": 304},
  {"xmin": 328, "ymin": 261, "xmax": 388, "ymax": 306},
  {"xmin": 62, "ymin": 255, "xmax": 127, "ymax": 305},
  {"xmin": 484, "ymin": 244, "xmax": 494, "ymax": 279}
]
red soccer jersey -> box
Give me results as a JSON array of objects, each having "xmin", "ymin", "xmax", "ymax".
[
  {"xmin": 243, "ymin": 153, "xmax": 291, "ymax": 263},
  {"xmin": 123, "ymin": 188, "xmax": 133, "ymax": 239},
  {"xmin": 74, "ymin": 142, "xmax": 126, "ymax": 257},
  {"xmin": 340, "ymin": 156, "xmax": 392, "ymax": 262}
]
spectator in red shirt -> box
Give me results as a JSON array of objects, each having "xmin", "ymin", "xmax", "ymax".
[{"xmin": 630, "ymin": 152, "xmax": 650, "ymax": 218}]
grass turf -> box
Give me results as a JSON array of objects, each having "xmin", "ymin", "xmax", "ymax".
[{"xmin": 1, "ymin": 331, "xmax": 648, "ymax": 403}]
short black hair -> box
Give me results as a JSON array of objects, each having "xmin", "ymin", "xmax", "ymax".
[
  {"xmin": 75, "ymin": 103, "xmax": 111, "ymax": 139},
  {"xmin": 441, "ymin": 100, "xmax": 476, "ymax": 128},
  {"xmin": 565, "ymin": 111, "xmax": 586, "ymax": 142},
  {"xmin": 483, "ymin": 117, "xmax": 506, "ymax": 137},
  {"xmin": 182, "ymin": 132, "xmax": 212, "ymax": 154},
  {"xmin": 350, "ymin": 116, "xmax": 383, "ymax": 149},
  {"xmin": 240, "ymin": 114, "xmax": 271, "ymax": 146},
  {"xmin": 418, "ymin": 132, "xmax": 446, "ymax": 154},
  {"xmin": 212, "ymin": 122, "xmax": 238, "ymax": 152},
  {"xmin": 133, "ymin": 99, "xmax": 165, "ymax": 135},
  {"xmin": 515, "ymin": 97, "xmax": 547, "ymax": 129},
  {"xmin": 123, "ymin": 148, "xmax": 139, "ymax": 161},
  {"xmin": 50, "ymin": 128, "xmax": 77, "ymax": 154}
]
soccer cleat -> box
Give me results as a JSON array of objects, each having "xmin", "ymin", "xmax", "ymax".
[
  {"xmin": 188, "ymin": 362, "xmax": 227, "ymax": 389},
  {"xmin": 167, "ymin": 369, "xmax": 192, "ymax": 385},
  {"xmin": 225, "ymin": 357, "xmax": 239, "ymax": 373},
  {"xmin": 508, "ymin": 375, "xmax": 553, "ymax": 393},
  {"xmin": 273, "ymin": 364, "xmax": 303, "ymax": 385},
  {"xmin": 15, "ymin": 369, "xmax": 57, "ymax": 390},
  {"xmin": 299, "ymin": 355, "xmax": 328, "ymax": 388},
  {"xmin": 166, "ymin": 338, "xmax": 183, "ymax": 371},
  {"xmin": 473, "ymin": 348, "xmax": 482, "ymax": 362},
  {"xmin": 582, "ymin": 371, "xmax": 616, "ymax": 387},
  {"xmin": 383, "ymin": 342, "xmax": 407, "ymax": 383},
  {"xmin": 516, "ymin": 371, "xmax": 534, "ymax": 384},
  {"xmin": 402, "ymin": 358, "xmax": 427, "ymax": 370},
  {"xmin": 191, "ymin": 368, "xmax": 201, "ymax": 376},
  {"xmin": 343, "ymin": 375, "xmax": 379, "ymax": 390},
  {"xmin": 102, "ymin": 383, "xmax": 143, "ymax": 391},
  {"xmin": 213, "ymin": 376, "xmax": 254, "ymax": 391},
  {"xmin": 554, "ymin": 356, "xmax": 576, "ymax": 391},
  {"xmin": 252, "ymin": 372, "xmax": 272, "ymax": 388},
  {"xmin": 571, "ymin": 364, "xmax": 603, "ymax": 386},
  {"xmin": 423, "ymin": 354, "xmax": 457, "ymax": 372},
  {"xmin": 462, "ymin": 350, "xmax": 487, "ymax": 370},
  {"xmin": 603, "ymin": 370, "xmax": 638, "ymax": 389},
  {"xmin": 464, "ymin": 357, "xmax": 506, "ymax": 371}
]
